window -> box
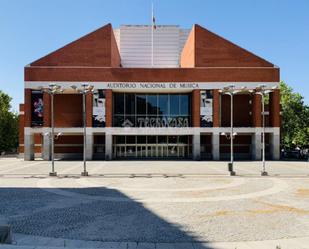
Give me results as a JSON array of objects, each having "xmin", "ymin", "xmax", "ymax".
[
  {"xmin": 158, "ymin": 95, "xmax": 168, "ymax": 116},
  {"xmin": 180, "ymin": 94, "xmax": 190, "ymax": 115},
  {"xmin": 147, "ymin": 94, "xmax": 158, "ymax": 115},
  {"xmin": 169, "ymin": 94, "xmax": 179, "ymax": 116},
  {"xmin": 136, "ymin": 94, "xmax": 146, "ymax": 114},
  {"xmin": 125, "ymin": 93, "xmax": 135, "ymax": 115},
  {"xmin": 113, "ymin": 93, "xmax": 191, "ymax": 127},
  {"xmin": 114, "ymin": 93, "xmax": 124, "ymax": 115}
]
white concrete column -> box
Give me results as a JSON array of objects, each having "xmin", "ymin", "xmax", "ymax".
[
  {"xmin": 192, "ymin": 134, "xmax": 200, "ymax": 160},
  {"xmin": 212, "ymin": 132, "xmax": 220, "ymax": 160},
  {"xmin": 24, "ymin": 134, "xmax": 34, "ymax": 161},
  {"xmin": 252, "ymin": 131, "xmax": 262, "ymax": 160},
  {"xmin": 42, "ymin": 133, "xmax": 51, "ymax": 161},
  {"xmin": 270, "ymin": 133, "xmax": 280, "ymax": 160},
  {"xmin": 85, "ymin": 129, "xmax": 93, "ymax": 160},
  {"xmin": 105, "ymin": 133, "xmax": 113, "ymax": 160}
]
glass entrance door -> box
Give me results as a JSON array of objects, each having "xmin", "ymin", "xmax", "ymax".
[{"xmin": 113, "ymin": 135, "xmax": 191, "ymax": 159}]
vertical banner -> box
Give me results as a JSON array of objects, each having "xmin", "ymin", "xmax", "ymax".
[
  {"xmin": 31, "ymin": 90, "xmax": 43, "ymax": 126},
  {"xmin": 92, "ymin": 89, "xmax": 106, "ymax": 127},
  {"xmin": 200, "ymin": 90, "xmax": 213, "ymax": 127}
]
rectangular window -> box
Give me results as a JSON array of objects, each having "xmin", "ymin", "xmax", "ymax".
[
  {"xmin": 180, "ymin": 94, "xmax": 190, "ymax": 115},
  {"xmin": 147, "ymin": 94, "xmax": 158, "ymax": 115},
  {"xmin": 136, "ymin": 94, "xmax": 147, "ymax": 115},
  {"xmin": 125, "ymin": 93, "xmax": 135, "ymax": 115},
  {"xmin": 114, "ymin": 93, "xmax": 124, "ymax": 115},
  {"xmin": 158, "ymin": 94, "xmax": 169, "ymax": 116},
  {"xmin": 169, "ymin": 94, "xmax": 180, "ymax": 116}
]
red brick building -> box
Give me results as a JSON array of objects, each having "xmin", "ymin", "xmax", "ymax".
[{"xmin": 19, "ymin": 23, "xmax": 280, "ymax": 161}]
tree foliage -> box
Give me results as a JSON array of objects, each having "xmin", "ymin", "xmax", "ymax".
[
  {"xmin": 0, "ymin": 91, "xmax": 19, "ymax": 153},
  {"xmin": 280, "ymin": 81, "xmax": 309, "ymax": 149}
]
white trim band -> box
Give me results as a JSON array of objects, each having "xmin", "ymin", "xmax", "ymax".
[{"xmin": 24, "ymin": 81, "xmax": 279, "ymax": 91}]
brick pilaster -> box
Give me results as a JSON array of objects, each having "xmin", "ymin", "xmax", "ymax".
[
  {"xmin": 24, "ymin": 89, "xmax": 32, "ymax": 127},
  {"xmin": 43, "ymin": 92, "xmax": 51, "ymax": 127},
  {"xmin": 86, "ymin": 92, "xmax": 93, "ymax": 127},
  {"xmin": 213, "ymin": 89, "xmax": 220, "ymax": 127},
  {"xmin": 252, "ymin": 94, "xmax": 262, "ymax": 127},
  {"xmin": 105, "ymin": 90, "xmax": 112, "ymax": 127},
  {"xmin": 192, "ymin": 90, "xmax": 200, "ymax": 127},
  {"xmin": 269, "ymin": 89, "xmax": 280, "ymax": 127}
]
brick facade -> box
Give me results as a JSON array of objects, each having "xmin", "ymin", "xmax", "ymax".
[{"xmin": 21, "ymin": 23, "xmax": 280, "ymax": 161}]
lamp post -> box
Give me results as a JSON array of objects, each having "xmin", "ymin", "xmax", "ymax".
[
  {"xmin": 220, "ymin": 85, "xmax": 253, "ymax": 176},
  {"xmin": 71, "ymin": 84, "xmax": 94, "ymax": 176},
  {"xmin": 40, "ymin": 84, "xmax": 63, "ymax": 176},
  {"xmin": 219, "ymin": 85, "xmax": 237, "ymax": 176},
  {"xmin": 254, "ymin": 84, "xmax": 274, "ymax": 176}
]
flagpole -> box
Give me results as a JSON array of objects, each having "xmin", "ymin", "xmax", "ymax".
[{"xmin": 151, "ymin": 2, "xmax": 154, "ymax": 67}]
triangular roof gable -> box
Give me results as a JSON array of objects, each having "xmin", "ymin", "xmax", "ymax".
[
  {"xmin": 30, "ymin": 23, "xmax": 120, "ymax": 67},
  {"xmin": 181, "ymin": 24, "xmax": 274, "ymax": 67}
]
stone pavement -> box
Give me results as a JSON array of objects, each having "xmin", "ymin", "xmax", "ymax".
[
  {"xmin": 1, "ymin": 234, "xmax": 309, "ymax": 248},
  {"xmin": 0, "ymin": 159, "xmax": 309, "ymax": 248}
]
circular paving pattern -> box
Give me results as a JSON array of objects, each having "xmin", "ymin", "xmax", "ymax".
[
  {"xmin": 1, "ymin": 174, "xmax": 309, "ymax": 243},
  {"xmin": 36, "ymin": 176, "xmax": 288, "ymax": 203}
]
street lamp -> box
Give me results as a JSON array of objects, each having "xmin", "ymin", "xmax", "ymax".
[
  {"xmin": 254, "ymin": 84, "xmax": 275, "ymax": 176},
  {"xmin": 40, "ymin": 84, "xmax": 63, "ymax": 176},
  {"xmin": 71, "ymin": 83, "xmax": 94, "ymax": 176},
  {"xmin": 219, "ymin": 85, "xmax": 253, "ymax": 176}
]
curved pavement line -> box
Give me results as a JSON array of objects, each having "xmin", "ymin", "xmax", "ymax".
[
  {"xmin": 75, "ymin": 177, "xmax": 246, "ymax": 192},
  {"xmin": 37, "ymin": 177, "xmax": 289, "ymax": 203}
]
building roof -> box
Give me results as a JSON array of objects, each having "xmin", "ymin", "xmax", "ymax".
[{"xmin": 28, "ymin": 23, "xmax": 275, "ymax": 69}]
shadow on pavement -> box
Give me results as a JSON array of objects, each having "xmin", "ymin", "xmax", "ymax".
[{"xmin": 0, "ymin": 186, "xmax": 213, "ymax": 248}]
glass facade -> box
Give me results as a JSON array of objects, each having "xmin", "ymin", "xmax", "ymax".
[{"xmin": 113, "ymin": 93, "xmax": 191, "ymax": 127}]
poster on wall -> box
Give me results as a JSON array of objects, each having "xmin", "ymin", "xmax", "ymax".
[
  {"xmin": 200, "ymin": 90, "xmax": 213, "ymax": 127},
  {"xmin": 31, "ymin": 91, "xmax": 44, "ymax": 126},
  {"xmin": 93, "ymin": 89, "xmax": 105, "ymax": 127}
]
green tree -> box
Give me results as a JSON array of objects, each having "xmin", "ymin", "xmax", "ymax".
[
  {"xmin": 0, "ymin": 91, "xmax": 19, "ymax": 153},
  {"xmin": 280, "ymin": 81, "xmax": 309, "ymax": 149}
]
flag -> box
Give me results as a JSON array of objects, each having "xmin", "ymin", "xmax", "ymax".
[{"xmin": 152, "ymin": 15, "xmax": 156, "ymax": 30}]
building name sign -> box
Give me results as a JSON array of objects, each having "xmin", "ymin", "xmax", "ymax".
[
  {"xmin": 107, "ymin": 82, "xmax": 200, "ymax": 90},
  {"xmin": 26, "ymin": 81, "xmax": 279, "ymax": 90}
]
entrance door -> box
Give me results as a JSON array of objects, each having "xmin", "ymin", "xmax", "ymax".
[{"xmin": 113, "ymin": 135, "xmax": 191, "ymax": 159}]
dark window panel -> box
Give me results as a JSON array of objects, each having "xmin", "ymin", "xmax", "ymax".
[
  {"xmin": 113, "ymin": 115, "xmax": 125, "ymax": 127},
  {"xmin": 136, "ymin": 94, "xmax": 147, "ymax": 114},
  {"xmin": 180, "ymin": 94, "xmax": 190, "ymax": 115},
  {"xmin": 147, "ymin": 94, "xmax": 158, "ymax": 115},
  {"xmin": 158, "ymin": 136, "xmax": 167, "ymax": 144},
  {"xmin": 126, "ymin": 136, "xmax": 136, "ymax": 144},
  {"xmin": 147, "ymin": 136, "xmax": 157, "ymax": 144},
  {"xmin": 114, "ymin": 93, "xmax": 124, "ymax": 115},
  {"xmin": 158, "ymin": 94, "xmax": 169, "ymax": 116},
  {"xmin": 137, "ymin": 136, "xmax": 146, "ymax": 144},
  {"xmin": 169, "ymin": 94, "xmax": 180, "ymax": 115},
  {"xmin": 125, "ymin": 93, "xmax": 135, "ymax": 115}
]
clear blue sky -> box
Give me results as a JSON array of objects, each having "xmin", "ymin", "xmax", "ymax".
[{"xmin": 0, "ymin": 0, "xmax": 308, "ymax": 111}]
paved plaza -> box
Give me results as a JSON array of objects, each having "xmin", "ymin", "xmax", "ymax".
[{"xmin": 0, "ymin": 158, "xmax": 309, "ymax": 248}]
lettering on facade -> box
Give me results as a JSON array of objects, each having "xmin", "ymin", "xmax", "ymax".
[
  {"xmin": 131, "ymin": 117, "xmax": 189, "ymax": 128},
  {"xmin": 107, "ymin": 82, "xmax": 200, "ymax": 90}
]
